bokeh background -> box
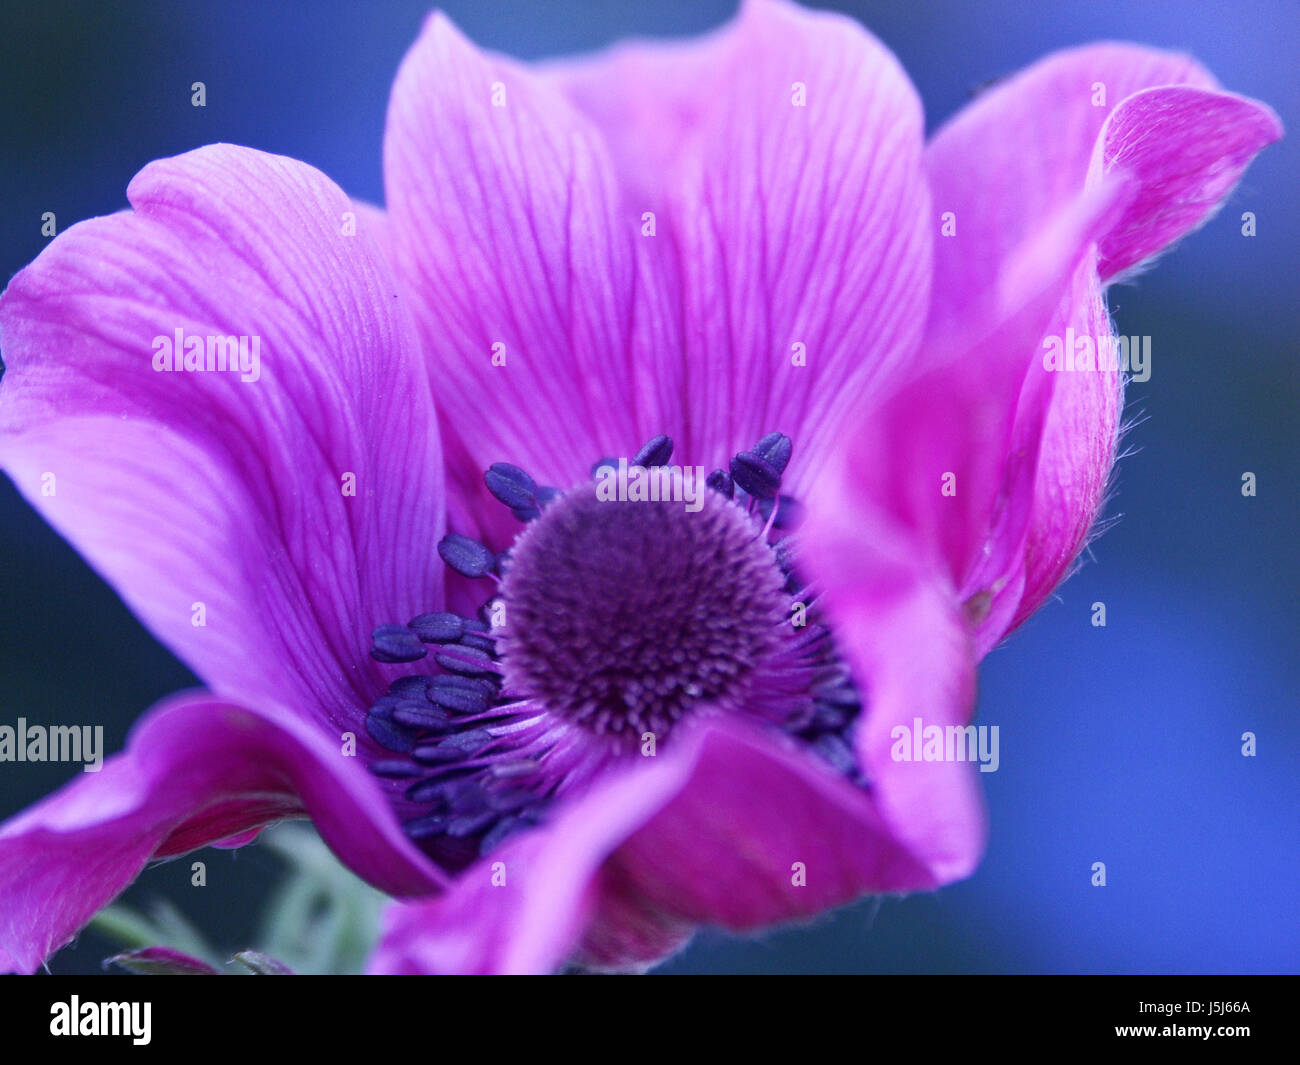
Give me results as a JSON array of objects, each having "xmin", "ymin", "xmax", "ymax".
[{"xmin": 1, "ymin": 0, "xmax": 1295, "ymax": 974}]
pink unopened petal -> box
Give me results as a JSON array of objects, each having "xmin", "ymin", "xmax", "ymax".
[
  {"xmin": 1009, "ymin": 268, "xmax": 1118, "ymax": 630},
  {"xmin": 0, "ymin": 693, "xmax": 443, "ymax": 974}
]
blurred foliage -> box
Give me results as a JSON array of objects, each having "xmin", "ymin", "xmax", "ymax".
[{"xmin": 90, "ymin": 822, "xmax": 388, "ymax": 975}]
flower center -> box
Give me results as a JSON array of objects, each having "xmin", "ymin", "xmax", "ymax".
[
  {"xmin": 362, "ymin": 432, "xmax": 869, "ymax": 862},
  {"xmin": 497, "ymin": 482, "xmax": 789, "ymax": 740}
]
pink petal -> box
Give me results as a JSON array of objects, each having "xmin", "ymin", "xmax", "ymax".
[
  {"xmin": 925, "ymin": 45, "xmax": 1280, "ymax": 632},
  {"xmin": 802, "ymin": 484, "xmax": 988, "ymax": 886},
  {"xmin": 0, "ymin": 145, "xmax": 444, "ymax": 736},
  {"xmin": 369, "ymin": 719, "xmax": 948, "ymax": 975},
  {"xmin": 839, "ymin": 179, "xmax": 1130, "ymax": 601},
  {"xmin": 793, "ymin": 184, "xmax": 1127, "ymax": 876},
  {"xmin": 0, "ymin": 692, "xmax": 443, "ymax": 974},
  {"xmin": 545, "ymin": 0, "xmax": 932, "ymax": 486},
  {"xmin": 1009, "ymin": 268, "xmax": 1117, "ymax": 630},
  {"xmin": 383, "ymin": 12, "xmax": 679, "ymax": 501},
  {"xmin": 1011, "ymin": 86, "xmax": 1279, "ymax": 626},
  {"xmin": 924, "ymin": 43, "xmax": 1214, "ymax": 334},
  {"xmin": 1091, "ymin": 84, "xmax": 1284, "ymax": 280}
]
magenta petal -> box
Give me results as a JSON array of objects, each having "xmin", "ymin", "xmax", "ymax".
[
  {"xmin": 369, "ymin": 719, "xmax": 949, "ymax": 975},
  {"xmin": 921, "ymin": 45, "xmax": 1213, "ymax": 624},
  {"xmin": 843, "ymin": 179, "xmax": 1129, "ymax": 606},
  {"xmin": 925, "ymin": 47, "xmax": 1280, "ymax": 632},
  {"xmin": 0, "ymin": 692, "xmax": 443, "ymax": 974},
  {"xmin": 587, "ymin": 723, "xmax": 950, "ymax": 923},
  {"xmin": 1091, "ymin": 85, "xmax": 1283, "ymax": 279},
  {"xmin": 803, "ymin": 472, "xmax": 987, "ymax": 882},
  {"xmin": 546, "ymin": 0, "xmax": 931, "ymax": 484},
  {"xmin": 924, "ymin": 42, "xmax": 1217, "ymax": 336},
  {"xmin": 368, "ymin": 759, "xmax": 685, "ymax": 975},
  {"xmin": 0, "ymin": 145, "xmax": 444, "ymax": 733},
  {"xmin": 1008, "ymin": 88, "xmax": 1280, "ymax": 625},
  {"xmin": 383, "ymin": 12, "xmax": 679, "ymax": 494},
  {"xmin": 1009, "ymin": 268, "xmax": 1117, "ymax": 630}
]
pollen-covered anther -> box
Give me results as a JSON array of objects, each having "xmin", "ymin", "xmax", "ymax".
[{"xmin": 497, "ymin": 482, "xmax": 791, "ymax": 741}]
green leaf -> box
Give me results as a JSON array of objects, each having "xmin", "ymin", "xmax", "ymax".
[
  {"xmin": 232, "ymin": 950, "xmax": 295, "ymax": 975},
  {"xmin": 107, "ymin": 947, "xmax": 221, "ymax": 975}
]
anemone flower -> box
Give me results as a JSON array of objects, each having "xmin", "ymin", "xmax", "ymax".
[{"xmin": 0, "ymin": 0, "xmax": 1279, "ymax": 975}]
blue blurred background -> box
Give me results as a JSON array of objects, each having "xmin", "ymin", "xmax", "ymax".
[{"xmin": 1, "ymin": 0, "xmax": 1295, "ymax": 973}]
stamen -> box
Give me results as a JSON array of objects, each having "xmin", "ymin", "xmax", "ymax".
[
  {"xmin": 484, "ymin": 462, "xmax": 538, "ymax": 511},
  {"xmin": 409, "ymin": 612, "xmax": 465, "ymax": 643},
  {"xmin": 706, "ymin": 468, "xmax": 734, "ymax": 498},
  {"xmin": 753, "ymin": 431, "xmax": 793, "ymax": 473},
  {"xmin": 437, "ymin": 533, "xmax": 496, "ymax": 578},
  {"xmin": 729, "ymin": 450, "xmax": 781, "ymax": 500},
  {"xmin": 364, "ymin": 429, "xmax": 870, "ymax": 860},
  {"xmin": 370, "ymin": 624, "xmax": 427, "ymax": 663},
  {"xmin": 434, "ymin": 645, "xmax": 499, "ymax": 676},
  {"xmin": 631, "ymin": 434, "xmax": 674, "ymax": 468},
  {"xmin": 758, "ymin": 494, "xmax": 805, "ymax": 531}
]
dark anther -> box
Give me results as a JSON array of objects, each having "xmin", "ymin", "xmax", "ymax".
[
  {"xmin": 388, "ymin": 675, "xmax": 432, "ymax": 697},
  {"xmin": 730, "ymin": 450, "xmax": 781, "ymax": 500},
  {"xmin": 411, "ymin": 744, "xmax": 468, "ymax": 766},
  {"xmin": 459, "ymin": 630, "xmax": 497, "ymax": 653},
  {"xmin": 435, "ymin": 645, "xmax": 499, "ymax": 676},
  {"xmin": 370, "ymin": 624, "xmax": 427, "ymax": 663},
  {"xmin": 427, "ymin": 684, "xmax": 489, "ymax": 715},
  {"xmin": 437, "ymin": 533, "xmax": 496, "ymax": 578},
  {"xmin": 371, "ymin": 759, "xmax": 424, "ymax": 779},
  {"xmin": 434, "ymin": 676, "xmax": 499, "ymax": 702},
  {"xmin": 706, "ymin": 468, "xmax": 734, "ymax": 498},
  {"xmin": 409, "ymin": 612, "xmax": 465, "ymax": 643},
  {"xmin": 632, "ymin": 434, "xmax": 674, "ymax": 468},
  {"xmin": 392, "ymin": 703, "xmax": 453, "ymax": 731},
  {"xmin": 514, "ymin": 483, "xmax": 560, "ymax": 523},
  {"xmin": 479, "ymin": 816, "xmax": 529, "ymax": 853},
  {"xmin": 406, "ymin": 777, "xmax": 454, "ymax": 802},
  {"xmin": 753, "ymin": 432, "xmax": 793, "ymax": 474},
  {"xmin": 485, "ymin": 462, "xmax": 538, "ymax": 511},
  {"xmin": 402, "ymin": 814, "xmax": 449, "ymax": 840},
  {"xmin": 772, "ymin": 536, "xmax": 798, "ymax": 574},
  {"xmin": 448, "ymin": 811, "xmax": 499, "ymax": 838},
  {"xmin": 365, "ymin": 711, "xmax": 417, "ymax": 753}
]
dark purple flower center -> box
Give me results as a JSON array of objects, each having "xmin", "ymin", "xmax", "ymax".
[
  {"xmin": 498, "ymin": 482, "xmax": 788, "ymax": 739},
  {"xmin": 363, "ymin": 433, "xmax": 868, "ymax": 866}
]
